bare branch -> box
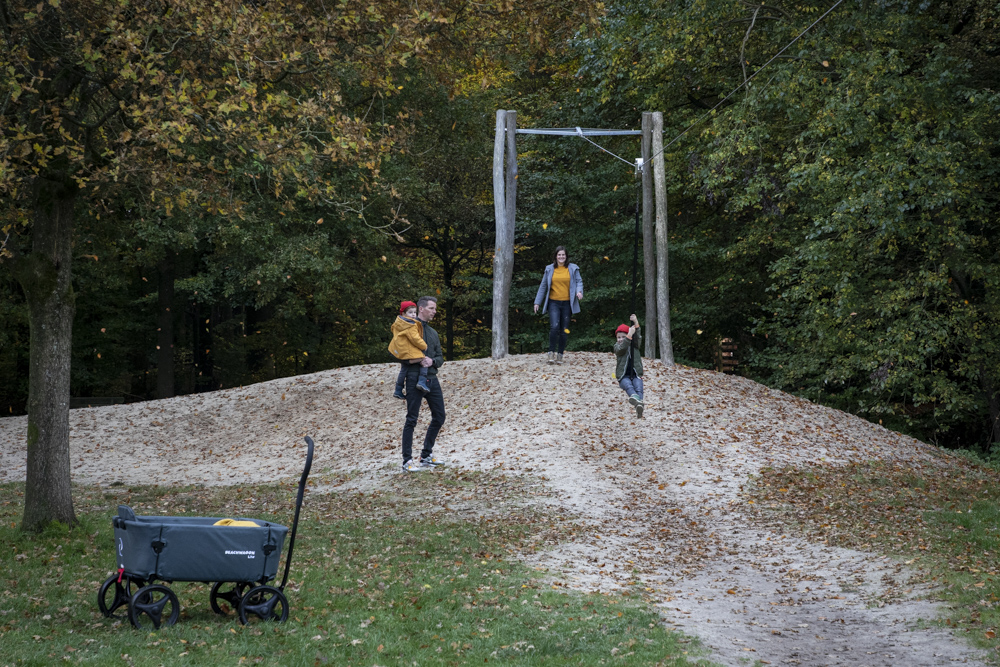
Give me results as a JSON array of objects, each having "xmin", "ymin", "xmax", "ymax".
[{"xmin": 740, "ymin": 5, "xmax": 761, "ymax": 83}]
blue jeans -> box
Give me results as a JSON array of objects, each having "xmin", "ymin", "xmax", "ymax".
[
  {"xmin": 396, "ymin": 362, "xmax": 427, "ymax": 393},
  {"xmin": 402, "ymin": 374, "xmax": 446, "ymax": 462},
  {"xmin": 619, "ymin": 375, "xmax": 644, "ymax": 401},
  {"xmin": 548, "ymin": 299, "xmax": 571, "ymax": 353}
]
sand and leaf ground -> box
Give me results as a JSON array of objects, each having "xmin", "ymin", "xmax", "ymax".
[{"xmin": 1, "ymin": 352, "xmax": 998, "ymax": 665}]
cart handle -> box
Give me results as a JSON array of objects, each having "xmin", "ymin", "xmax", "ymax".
[{"xmin": 279, "ymin": 435, "xmax": 314, "ymax": 591}]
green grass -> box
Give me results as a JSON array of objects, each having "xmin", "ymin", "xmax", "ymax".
[
  {"xmin": 748, "ymin": 458, "xmax": 1000, "ymax": 660},
  {"xmin": 0, "ymin": 469, "xmax": 711, "ymax": 665}
]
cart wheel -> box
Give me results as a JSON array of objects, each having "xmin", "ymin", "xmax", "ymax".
[
  {"xmin": 98, "ymin": 574, "xmax": 145, "ymax": 618},
  {"xmin": 237, "ymin": 585, "xmax": 288, "ymax": 624},
  {"xmin": 128, "ymin": 584, "xmax": 180, "ymax": 630},
  {"xmin": 210, "ymin": 581, "xmax": 248, "ymax": 616}
]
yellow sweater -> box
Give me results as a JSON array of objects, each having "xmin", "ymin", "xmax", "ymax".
[{"xmin": 549, "ymin": 266, "xmax": 570, "ymax": 301}]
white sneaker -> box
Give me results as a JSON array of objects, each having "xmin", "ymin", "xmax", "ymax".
[
  {"xmin": 402, "ymin": 459, "xmax": 427, "ymax": 472},
  {"xmin": 420, "ymin": 456, "xmax": 445, "ymax": 467}
]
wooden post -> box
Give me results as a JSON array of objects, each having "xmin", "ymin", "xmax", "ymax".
[
  {"xmin": 651, "ymin": 112, "xmax": 674, "ymax": 365},
  {"xmin": 491, "ymin": 110, "xmax": 512, "ymax": 359},
  {"xmin": 641, "ymin": 113, "xmax": 657, "ymax": 360},
  {"xmin": 504, "ymin": 110, "xmax": 518, "ymax": 320}
]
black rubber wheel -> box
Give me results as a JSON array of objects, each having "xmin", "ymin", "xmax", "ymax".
[
  {"xmin": 237, "ymin": 585, "xmax": 289, "ymax": 625},
  {"xmin": 128, "ymin": 584, "xmax": 180, "ymax": 630},
  {"xmin": 210, "ymin": 581, "xmax": 248, "ymax": 616},
  {"xmin": 97, "ymin": 573, "xmax": 145, "ymax": 618}
]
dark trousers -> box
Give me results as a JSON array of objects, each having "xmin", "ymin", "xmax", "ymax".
[
  {"xmin": 402, "ymin": 374, "xmax": 446, "ymax": 462},
  {"xmin": 548, "ymin": 299, "xmax": 571, "ymax": 353},
  {"xmin": 395, "ymin": 362, "xmax": 427, "ymax": 393}
]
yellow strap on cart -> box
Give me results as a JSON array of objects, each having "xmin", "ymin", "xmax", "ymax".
[{"xmin": 213, "ymin": 519, "xmax": 260, "ymax": 527}]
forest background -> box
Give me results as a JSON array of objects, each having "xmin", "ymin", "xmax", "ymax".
[{"xmin": 2, "ymin": 0, "xmax": 998, "ymax": 455}]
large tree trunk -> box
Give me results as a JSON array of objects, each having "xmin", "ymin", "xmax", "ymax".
[
  {"xmin": 980, "ymin": 364, "xmax": 1000, "ymax": 446},
  {"xmin": 443, "ymin": 256, "xmax": 456, "ymax": 361},
  {"xmin": 651, "ymin": 112, "xmax": 675, "ymax": 365},
  {"xmin": 13, "ymin": 178, "xmax": 77, "ymax": 531},
  {"xmin": 156, "ymin": 254, "xmax": 175, "ymax": 398},
  {"xmin": 641, "ymin": 113, "xmax": 657, "ymax": 359}
]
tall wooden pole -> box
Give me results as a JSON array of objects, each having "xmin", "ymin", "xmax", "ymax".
[
  {"xmin": 641, "ymin": 113, "xmax": 657, "ymax": 360},
  {"xmin": 651, "ymin": 112, "xmax": 674, "ymax": 364},
  {"xmin": 491, "ymin": 110, "xmax": 512, "ymax": 359},
  {"xmin": 504, "ymin": 110, "xmax": 518, "ymax": 330}
]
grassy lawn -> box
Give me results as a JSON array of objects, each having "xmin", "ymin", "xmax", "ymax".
[
  {"xmin": 0, "ymin": 467, "xmax": 711, "ymax": 666},
  {"xmin": 747, "ymin": 454, "xmax": 1000, "ymax": 661}
]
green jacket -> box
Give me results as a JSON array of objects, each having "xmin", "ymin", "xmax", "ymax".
[
  {"xmin": 613, "ymin": 330, "xmax": 643, "ymax": 379},
  {"xmin": 403, "ymin": 319, "xmax": 444, "ymax": 377}
]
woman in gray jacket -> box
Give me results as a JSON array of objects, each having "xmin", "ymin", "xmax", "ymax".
[{"xmin": 533, "ymin": 246, "xmax": 584, "ymax": 364}]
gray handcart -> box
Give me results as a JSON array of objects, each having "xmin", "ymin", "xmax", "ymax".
[{"xmin": 97, "ymin": 436, "xmax": 314, "ymax": 629}]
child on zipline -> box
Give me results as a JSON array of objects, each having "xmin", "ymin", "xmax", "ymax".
[
  {"xmin": 389, "ymin": 300, "xmax": 430, "ymax": 399},
  {"xmin": 614, "ymin": 314, "xmax": 644, "ymax": 418}
]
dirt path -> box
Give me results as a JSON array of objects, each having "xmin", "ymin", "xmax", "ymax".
[{"xmin": 0, "ymin": 353, "xmax": 986, "ymax": 665}]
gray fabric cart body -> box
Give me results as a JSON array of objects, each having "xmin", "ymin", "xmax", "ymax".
[
  {"xmin": 113, "ymin": 506, "xmax": 289, "ymax": 584},
  {"xmin": 98, "ymin": 436, "xmax": 314, "ymax": 629}
]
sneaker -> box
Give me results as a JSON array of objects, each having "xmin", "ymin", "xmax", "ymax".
[
  {"xmin": 420, "ymin": 456, "xmax": 445, "ymax": 467},
  {"xmin": 556, "ymin": 353, "xmax": 564, "ymax": 364},
  {"xmin": 547, "ymin": 352, "xmax": 555, "ymax": 364},
  {"xmin": 628, "ymin": 394, "xmax": 641, "ymax": 406},
  {"xmin": 393, "ymin": 388, "xmax": 406, "ymax": 400},
  {"xmin": 416, "ymin": 380, "xmax": 430, "ymax": 393},
  {"xmin": 402, "ymin": 459, "xmax": 427, "ymax": 472},
  {"xmin": 636, "ymin": 403, "xmax": 644, "ymax": 418}
]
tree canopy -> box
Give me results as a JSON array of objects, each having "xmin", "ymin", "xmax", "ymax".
[{"xmin": 1, "ymin": 0, "xmax": 999, "ymax": 531}]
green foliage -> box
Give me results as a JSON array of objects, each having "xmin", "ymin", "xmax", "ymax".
[{"xmin": 577, "ymin": 0, "xmax": 1000, "ymax": 449}]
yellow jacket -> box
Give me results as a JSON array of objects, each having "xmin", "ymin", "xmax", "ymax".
[{"xmin": 388, "ymin": 315, "xmax": 427, "ymax": 360}]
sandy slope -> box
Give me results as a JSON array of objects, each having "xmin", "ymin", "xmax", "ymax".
[{"xmin": 0, "ymin": 353, "xmax": 986, "ymax": 666}]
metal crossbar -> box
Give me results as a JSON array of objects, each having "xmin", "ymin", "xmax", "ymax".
[{"xmin": 515, "ymin": 128, "xmax": 642, "ymax": 136}]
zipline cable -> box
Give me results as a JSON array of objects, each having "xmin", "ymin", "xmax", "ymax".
[
  {"xmin": 649, "ymin": 0, "xmax": 847, "ymax": 161},
  {"xmin": 574, "ymin": 127, "xmax": 636, "ymax": 168}
]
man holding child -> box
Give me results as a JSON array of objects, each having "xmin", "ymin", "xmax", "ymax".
[{"xmin": 398, "ymin": 296, "xmax": 446, "ymax": 472}]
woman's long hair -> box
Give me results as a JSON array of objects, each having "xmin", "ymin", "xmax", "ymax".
[{"xmin": 553, "ymin": 246, "xmax": 568, "ymax": 267}]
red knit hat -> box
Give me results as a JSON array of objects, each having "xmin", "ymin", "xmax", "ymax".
[
  {"xmin": 615, "ymin": 324, "xmax": 630, "ymax": 335},
  {"xmin": 400, "ymin": 300, "xmax": 417, "ymax": 314}
]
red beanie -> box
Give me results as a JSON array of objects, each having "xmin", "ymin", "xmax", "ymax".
[
  {"xmin": 615, "ymin": 324, "xmax": 630, "ymax": 335},
  {"xmin": 400, "ymin": 300, "xmax": 417, "ymax": 314}
]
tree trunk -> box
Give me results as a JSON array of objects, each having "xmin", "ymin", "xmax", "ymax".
[
  {"xmin": 443, "ymin": 255, "xmax": 455, "ymax": 360},
  {"xmin": 156, "ymin": 254, "xmax": 175, "ymax": 398},
  {"xmin": 445, "ymin": 296, "xmax": 455, "ymax": 361},
  {"xmin": 641, "ymin": 112, "xmax": 657, "ymax": 359},
  {"xmin": 980, "ymin": 364, "xmax": 1000, "ymax": 446},
  {"xmin": 13, "ymin": 178, "xmax": 77, "ymax": 531},
  {"xmin": 651, "ymin": 112, "xmax": 675, "ymax": 365},
  {"xmin": 491, "ymin": 109, "xmax": 513, "ymax": 359}
]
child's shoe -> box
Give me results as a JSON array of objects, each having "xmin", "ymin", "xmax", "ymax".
[
  {"xmin": 547, "ymin": 352, "xmax": 555, "ymax": 364},
  {"xmin": 416, "ymin": 379, "xmax": 430, "ymax": 393},
  {"xmin": 556, "ymin": 353, "xmax": 564, "ymax": 364},
  {"xmin": 393, "ymin": 388, "xmax": 406, "ymax": 400},
  {"xmin": 636, "ymin": 403, "xmax": 644, "ymax": 418},
  {"xmin": 420, "ymin": 456, "xmax": 445, "ymax": 467},
  {"xmin": 628, "ymin": 394, "xmax": 641, "ymax": 406}
]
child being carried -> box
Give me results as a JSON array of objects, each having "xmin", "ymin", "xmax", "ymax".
[{"xmin": 389, "ymin": 300, "xmax": 430, "ymax": 398}]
